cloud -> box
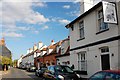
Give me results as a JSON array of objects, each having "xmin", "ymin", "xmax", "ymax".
[
  {"xmin": 2, "ymin": 32, "xmax": 24, "ymax": 38},
  {"xmin": 32, "ymin": 2, "xmax": 47, "ymax": 7},
  {"xmin": 34, "ymin": 30, "xmax": 39, "ymax": 34},
  {"xmin": 63, "ymin": 5, "xmax": 70, "ymax": 9},
  {"xmin": 50, "ymin": 17, "xmax": 70, "ymax": 25},
  {"xmin": 1, "ymin": 2, "xmax": 49, "ymax": 25},
  {"xmin": 1, "ymin": 0, "xmax": 49, "ymax": 38},
  {"xmin": 58, "ymin": 19, "xmax": 70, "ymax": 25},
  {"xmin": 68, "ymin": 10, "xmax": 80, "ymax": 17},
  {"xmin": 41, "ymin": 25, "xmax": 49, "ymax": 30}
]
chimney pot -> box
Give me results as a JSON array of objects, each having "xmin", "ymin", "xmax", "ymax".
[{"xmin": 51, "ymin": 40, "xmax": 54, "ymax": 42}]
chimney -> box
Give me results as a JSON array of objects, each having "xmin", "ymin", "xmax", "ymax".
[
  {"xmin": 80, "ymin": 0, "xmax": 94, "ymax": 15},
  {"xmin": 68, "ymin": 36, "xmax": 70, "ymax": 39},
  {"xmin": 27, "ymin": 49, "xmax": 30, "ymax": 54},
  {"xmin": 29, "ymin": 48, "xmax": 33, "ymax": 53},
  {"xmin": 38, "ymin": 41, "xmax": 43, "ymax": 49},
  {"xmin": 33, "ymin": 44, "xmax": 37, "ymax": 51},
  {"xmin": 51, "ymin": 40, "xmax": 55, "ymax": 45},
  {"xmin": 0, "ymin": 38, "xmax": 5, "ymax": 45}
]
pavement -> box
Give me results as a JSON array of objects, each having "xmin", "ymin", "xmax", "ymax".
[{"xmin": 0, "ymin": 69, "xmax": 10, "ymax": 80}]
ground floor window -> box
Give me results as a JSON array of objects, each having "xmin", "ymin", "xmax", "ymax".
[{"xmin": 78, "ymin": 51, "xmax": 87, "ymax": 71}]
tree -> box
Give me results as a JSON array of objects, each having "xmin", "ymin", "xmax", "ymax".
[
  {"xmin": 0, "ymin": 55, "xmax": 12, "ymax": 65},
  {"xmin": 13, "ymin": 59, "xmax": 18, "ymax": 67}
]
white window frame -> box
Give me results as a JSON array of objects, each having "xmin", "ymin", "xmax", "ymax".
[
  {"xmin": 98, "ymin": 9, "xmax": 108, "ymax": 31},
  {"xmin": 78, "ymin": 51, "xmax": 87, "ymax": 71},
  {"xmin": 79, "ymin": 21, "xmax": 84, "ymax": 39}
]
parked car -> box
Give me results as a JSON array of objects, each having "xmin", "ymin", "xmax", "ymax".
[
  {"xmin": 27, "ymin": 66, "xmax": 36, "ymax": 72},
  {"xmin": 89, "ymin": 70, "xmax": 120, "ymax": 80},
  {"xmin": 35, "ymin": 67, "xmax": 47, "ymax": 77},
  {"xmin": 43, "ymin": 65, "xmax": 81, "ymax": 80}
]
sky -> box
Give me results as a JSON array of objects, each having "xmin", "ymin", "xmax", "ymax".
[
  {"xmin": 0, "ymin": 0, "xmax": 103, "ymax": 60},
  {"xmin": 0, "ymin": 0, "xmax": 81, "ymax": 60}
]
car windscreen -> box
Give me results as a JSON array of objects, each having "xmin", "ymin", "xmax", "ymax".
[{"xmin": 55, "ymin": 66, "xmax": 74, "ymax": 73}]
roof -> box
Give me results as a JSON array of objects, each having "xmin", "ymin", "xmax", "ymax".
[
  {"xmin": 35, "ymin": 49, "xmax": 41, "ymax": 53},
  {"xmin": 56, "ymin": 46, "xmax": 70, "ymax": 58},
  {"xmin": 65, "ymin": 2, "xmax": 102, "ymax": 28},
  {"xmin": 0, "ymin": 45, "xmax": 11, "ymax": 58},
  {"xmin": 44, "ymin": 41, "xmax": 62, "ymax": 56},
  {"xmin": 41, "ymin": 48, "xmax": 47, "ymax": 51}
]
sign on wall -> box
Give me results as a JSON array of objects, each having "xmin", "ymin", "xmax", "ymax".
[{"xmin": 102, "ymin": 1, "xmax": 117, "ymax": 24}]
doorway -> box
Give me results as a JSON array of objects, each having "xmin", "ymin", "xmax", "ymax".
[{"xmin": 101, "ymin": 54, "xmax": 110, "ymax": 70}]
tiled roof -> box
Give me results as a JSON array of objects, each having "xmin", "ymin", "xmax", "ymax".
[
  {"xmin": 41, "ymin": 48, "xmax": 47, "ymax": 51},
  {"xmin": 35, "ymin": 49, "xmax": 41, "ymax": 53},
  {"xmin": 0, "ymin": 45, "xmax": 11, "ymax": 58},
  {"xmin": 55, "ymin": 46, "xmax": 70, "ymax": 58}
]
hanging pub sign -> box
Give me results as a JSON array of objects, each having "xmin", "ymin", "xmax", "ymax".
[{"xmin": 102, "ymin": 1, "xmax": 117, "ymax": 24}]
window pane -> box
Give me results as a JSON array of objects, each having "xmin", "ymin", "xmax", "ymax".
[
  {"xmin": 90, "ymin": 72, "xmax": 106, "ymax": 80},
  {"xmin": 105, "ymin": 72, "xmax": 120, "ymax": 80},
  {"xmin": 98, "ymin": 9, "xmax": 108, "ymax": 31},
  {"xmin": 79, "ymin": 21, "xmax": 84, "ymax": 38}
]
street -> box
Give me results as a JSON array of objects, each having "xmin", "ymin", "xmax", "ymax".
[{"xmin": 2, "ymin": 68, "xmax": 42, "ymax": 80}]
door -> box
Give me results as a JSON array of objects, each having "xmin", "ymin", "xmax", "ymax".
[{"xmin": 101, "ymin": 54, "xmax": 110, "ymax": 70}]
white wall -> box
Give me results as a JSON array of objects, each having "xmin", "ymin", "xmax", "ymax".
[
  {"xmin": 70, "ymin": 6, "xmax": 119, "ymax": 50},
  {"xmin": 69, "ymin": 4, "xmax": 119, "ymax": 78},
  {"xmin": 57, "ymin": 56, "xmax": 70, "ymax": 66},
  {"xmin": 17, "ymin": 57, "xmax": 23, "ymax": 67}
]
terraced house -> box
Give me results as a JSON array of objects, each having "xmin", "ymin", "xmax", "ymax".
[
  {"xmin": 21, "ymin": 42, "xmax": 47, "ymax": 69},
  {"xmin": 66, "ymin": 0, "xmax": 120, "ymax": 78}
]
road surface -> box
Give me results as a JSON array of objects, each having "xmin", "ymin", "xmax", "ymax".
[{"xmin": 2, "ymin": 68, "xmax": 42, "ymax": 80}]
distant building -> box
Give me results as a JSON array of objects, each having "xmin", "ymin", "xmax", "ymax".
[
  {"xmin": 0, "ymin": 38, "xmax": 11, "ymax": 59},
  {"xmin": 56, "ymin": 37, "xmax": 70, "ymax": 66},
  {"xmin": 22, "ymin": 41, "xmax": 47, "ymax": 69},
  {"xmin": 0, "ymin": 38, "xmax": 12, "ymax": 70}
]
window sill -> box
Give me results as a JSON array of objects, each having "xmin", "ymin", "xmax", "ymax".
[
  {"xmin": 96, "ymin": 28, "xmax": 109, "ymax": 35},
  {"xmin": 77, "ymin": 37, "xmax": 85, "ymax": 41}
]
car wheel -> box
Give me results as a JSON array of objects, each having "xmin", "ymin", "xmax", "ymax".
[
  {"xmin": 35, "ymin": 72, "xmax": 37, "ymax": 76},
  {"xmin": 37, "ymin": 73, "xmax": 40, "ymax": 77},
  {"xmin": 42, "ymin": 78, "xmax": 46, "ymax": 80}
]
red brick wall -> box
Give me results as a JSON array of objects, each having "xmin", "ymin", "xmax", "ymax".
[
  {"xmin": 34, "ymin": 54, "xmax": 57, "ymax": 68},
  {"xmin": 44, "ymin": 54, "xmax": 57, "ymax": 65}
]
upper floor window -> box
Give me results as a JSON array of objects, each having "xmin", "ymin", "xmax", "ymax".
[
  {"xmin": 79, "ymin": 21, "xmax": 84, "ymax": 39},
  {"xmin": 98, "ymin": 9, "xmax": 108, "ymax": 31}
]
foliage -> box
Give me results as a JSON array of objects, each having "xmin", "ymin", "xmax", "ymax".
[
  {"xmin": 0, "ymin": 55, "xmax": 12, "ymax": 65},
  {"xmin": 13, "ymin": 59, "xmax": 18, "ymax": 67}
]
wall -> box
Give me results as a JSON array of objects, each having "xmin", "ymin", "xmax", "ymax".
[
  {"xmin": 117, "ymin": 1, "xmax": 120, "ymax": 69},
  {"xmin": 70, "ymin": 6, "xmax": 119, "ymax": 50},
  {"xmin": 70, "ymin": 41, "xmax": 119, "ymax": 78},
  {"xmin": 69, "ymin": 3, "xmax": 119, "ymax": 78},
  {"xmin": 44, "ymin": 54, "xmax": 57, "ymax": 65},
  {"xmin": 57, "ymin": 56, "xmax": 70, "ymax": 66}
]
